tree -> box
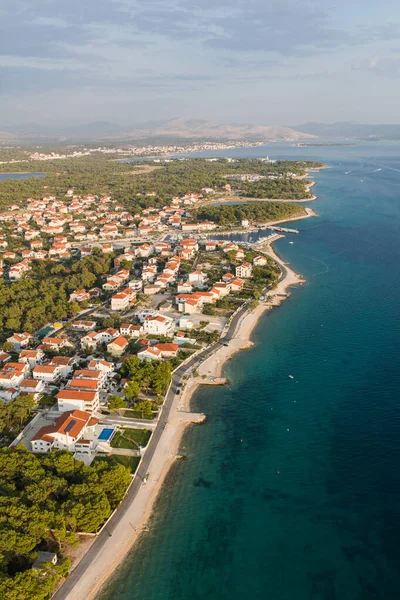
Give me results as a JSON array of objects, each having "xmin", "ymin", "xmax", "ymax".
[
  {"xmin": 108, "ymin": 395, "xmax": 127, "ymax": 410},
  {"xmin": 2, "ymin": 341, "xmax": 12, "ymax": 352},
  {"xmin": 134, "ymin": 400, "xmax": 153, "ymax": 419},
  {"xmin": 124, "ymin": 381, "xmax": 140, "ymax": 401}
]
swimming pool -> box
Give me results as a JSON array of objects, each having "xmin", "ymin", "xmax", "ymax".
[{"xmin": 98, "ymin": 428, "xmax": 115, "ymax": 441}]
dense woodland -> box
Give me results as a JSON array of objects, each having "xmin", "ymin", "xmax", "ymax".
[
  {"xmin": 0, "ymin": 447, "xmax": 131, "ymax": 600},
  {"xmin": 0, "ymin": 252, "xmax": 113, "ymax": 339},
  {"xmin": 195, "ymin": 202, "xmax": 306, "ymax": 226},
  {"xmin": 0, "ymin": 156, "xmax": 323, "ymax": 212}
]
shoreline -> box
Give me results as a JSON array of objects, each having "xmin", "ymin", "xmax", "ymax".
[{"xmin": 54, "ymin": 212, "xmax": 314, "ymax": 600}]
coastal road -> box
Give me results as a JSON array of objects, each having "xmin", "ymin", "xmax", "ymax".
[{"xmin": 53, "ymin": 302, "xmax": 249, "ymax": 600}]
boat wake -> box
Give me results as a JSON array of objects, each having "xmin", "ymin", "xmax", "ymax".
[{"xmin": 308, "ymin": 256, "xmax": 330, "ymax": 278}]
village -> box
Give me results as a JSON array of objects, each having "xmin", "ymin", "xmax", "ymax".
[{"xmin": 0, "ymin": 184, "xmax": 280, "ymax": 473}]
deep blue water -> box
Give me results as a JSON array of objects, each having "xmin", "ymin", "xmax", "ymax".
[
  {"xmin": 100, "ymin": 142, "xmax": 400, "ymax": 600},
  {"xmin": 0, "ymin": 172, "xmax": 46, "ymax": 181}
]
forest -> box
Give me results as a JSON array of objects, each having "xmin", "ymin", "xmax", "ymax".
[
  {"xmin": 0, "ymin": 252, "xmax": 113, "ymax": 340},
  {"xmin": 0, "ymin": 447, "xmax": 131, "ymax": 600},
  {"xmin": 194, "ymin": 202, "xmax": 306, "ymax": 226},
  {"xmin": 0, "ymin": 156, "xmax": 324, "ymax": 212}
]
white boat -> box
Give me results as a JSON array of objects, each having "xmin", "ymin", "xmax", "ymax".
[
  {"xmin": 288, "ymin": 375, "xmax": 294, "ymax": 379},
  {"xmin": 289, "ymin": 241, "xmax": 294, "ymax": 244}
]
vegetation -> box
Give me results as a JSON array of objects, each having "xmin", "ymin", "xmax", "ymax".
[
  {"xmin": 195, "ymin": 202, "xmax": 306, "ymax": 226},
  {"xmin": 0, "ymin": 253, "xmax": 112, "ymax": 340},
  {"xmin": 94, "ymin": 454, "xmax": 140, "ymax": 474},
  {"xmin": 108, "ymin": 395, "xmax": 127, "ymax": 410},
  {"xmin": 110, "ymin": 428, "xmax": 151, "ymax": 450},
  {"xmin": 0, "ymin": 394, "xmax": 35, "ymax": 445},
  {"xmin": 0, "ymin": 156, "xmax": 323, "ymax": 212},
  {"xmin": 121, "ymin": 356, "xmax": 172, "ymax": 396},
  {"xmin": 0, "ymin": 447, "xmax": 131, "ymax": 599}
]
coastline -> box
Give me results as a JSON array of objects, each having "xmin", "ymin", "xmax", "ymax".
[{"xmin": 54, "ymin": 212, "xmax": 313, "ymax": 600}]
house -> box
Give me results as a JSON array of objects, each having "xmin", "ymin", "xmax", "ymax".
[
  {"xmin": 68, "ymin": 378, "xmax": 100, "ymax": 391},
  {"xmin": 179, "ymin": 297, "xmax": 202, "ymax": 314},
  {"xmin": 19, "ymin": 378, "xmax": 45, "ymax": 394},
  {"xmin": 19, "ymin": 349, "xmax": 45, "ymax": 368},
  {"xmin": 178, "ymin": 316, "xmax": 194, "ymax": 330},
  {"xmin": 120, "ymin": 323, "xmax": 143, "ymax": 338},
  {"xmin": 73, "ymin": 369, "xmax": 106, "ymax": 386},
  {"xmin": 143, "ymin": 314, "xmax": 174, "ymax": 336},
  {"xmin": 236, "ymin": 262, "xmax": 253, "ymax": 279},
  {"xmin": 49, "ymin": 356, "xmax": 75, "ymax": 378},
  {"xmin": 69, "ymin": 289, "xmax": 90, "ymax": 303},
  {"xmin": 0, "ymin": 387, "xmax": 19, "ymax": 401},
  {"xmin": 33, "ymin": 552, "xmax": 58, "ymax": 569},
  {"xmin": 241, "ymin": 218, "xmax": 249, "ymax": 227},
  {"xmin": 88, "ymin": 359, "xmax": 114, "ymax": 374},
  {"xmin": 31, "ymin": 409, "xmax": 98, "ymax": 453},
  {"xmin": 204, "ymin": 241, "xmax": 217, "ymax": 252},
  {"xmin": 230, "ymin": 278, "xmax": 244, "ymax": 291},
  {"xmin": 81, "ymin": 328, "xmax": 118, "ymax": 349},
  {"xmin": 253, "ymin": 255, "xmax": 267, "ymax": 266},
  {"xmin": 0, "ymin": 368, "xmax": 25, "ymax": 388},
  {"xmin": 212, "ymin": 282, "xmax": 230, "ymax": 297},
  {"xmin": 137, "ymin": 346, "xmax": 162, "ymax": 361},
  {"xmin": 177, "ymin": 281, "xmax": 193, "ymax": 294},
  {"xmin": 41, "ymin": 337, "xmax": 70, "ymax": 351},
  {"xmin": 111, "ymin": 288, "xmax": 135, "ymax": 311},
  {"xmin": 57, "ymin": 389, "xmax": 100, "ymax": 413},
  {"xmin": 107, "ymin": 336, "xmax": 129, "ymax": 357},
  {"xmin": 153, "ymin": 343, "xmax": 179, "ymax": 358},
  {"xmin": 71, "ymin": 320, "xmax": 96, "ymax": 331},
  {"xmin": 32, "ymin": 365, "xmax": 61, "ymax": 383},
  {"xmin": 6, "ymin": 332, "xmax": 32, "ymax": 351},
  {"xmin": 188, "ymin": 270, "xmax": 208, "ymax": 289}
]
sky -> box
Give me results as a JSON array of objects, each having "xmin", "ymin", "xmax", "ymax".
[{"xmin": 1, "ymin": 0, "xmax": 400, "ymax": 127}]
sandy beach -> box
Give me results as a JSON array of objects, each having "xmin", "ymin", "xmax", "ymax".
[{"xmin": 55, "ymin": 212, "xmax": 313, "ymax": 600}]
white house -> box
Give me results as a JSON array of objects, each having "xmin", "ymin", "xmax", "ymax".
[
  {"xmin": 120, "ymin": 323, "xmax": 143, "ymax": 338},
  {"xmin": 107, "ymin": 336, "xmax": 129, "ymax": 357},
  {"xmin": 32, "ymin": 365, "xmax": 61, "ymax": 383},
  {"xmin": 253, "ymin": 255, "xmax": 267, "ymax": 266},
  {"xmin": 6, "ymin": 332, "xmax": 32, "ymax": 351},
  {"xmin": 31, "ymin": 409, "xmax": 98, "ymax": 453},
  {"xmin": 19, "ymin": 378, "xmax": 45, "ymax": 394},
  {"xmin": 143, "ymin": 314, "xmax": 174, "ymax": 336},
  {"xmin": 57, "ymin": 389, "xmax": 100, "ymax": 413},
  {"xmin": 235, "ymin": 262, "xmax": 253, "ymax": 279}
]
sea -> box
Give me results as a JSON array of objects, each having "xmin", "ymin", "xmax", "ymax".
[
  {"xmin": 0, "ymin": 172, "xmax": 46, "ymax": 181},
  {"xmin": 100, "ymin": 142, "xmax": 400, "ymax": 600}
]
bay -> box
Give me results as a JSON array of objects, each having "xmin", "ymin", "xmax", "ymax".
[
  {"xmin": 100, "ymin": 142, "xmax": 400, "ymax": 600},
  {"xmin": 0, "ymin": 172, "xmax": 46, "ymax": 181}
]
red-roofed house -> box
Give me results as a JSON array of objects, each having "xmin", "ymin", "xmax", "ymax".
[{"xmin": 31, "ymin": 410, "xmax": 98, "ymax": 453}]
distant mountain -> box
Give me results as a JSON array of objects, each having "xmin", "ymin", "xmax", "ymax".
[
  {"xmin": 294, "ymin": 122, "xmax": 400, "ymax": 140},
  {"xmin": 0, "ymin": 118, "xmax": 316, "ymax": 143},
  {"xmin": 110, "ymin": 118, "xmax": 317, "ymax": 142}
]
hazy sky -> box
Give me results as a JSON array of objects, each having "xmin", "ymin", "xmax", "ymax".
[{"xmin": 1, "ymin": 0, "xmax": 400, "ymax": 127}]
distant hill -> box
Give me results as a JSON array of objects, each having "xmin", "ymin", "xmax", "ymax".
[
  {"xmin": 115, "ymin": 118, "xmax": 317, "ymax": 142},
  {"xmin": 294, "ymin": 122, "xmax": 400, "ymax": 140},
  {"xmin": 0, "ymin": 118, "xmax": 316, "ymax": 144}
]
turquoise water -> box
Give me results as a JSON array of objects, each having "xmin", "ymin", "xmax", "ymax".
[{"xmin": 101, "ymin": 143, "xmax": 400, "ymax": 600}]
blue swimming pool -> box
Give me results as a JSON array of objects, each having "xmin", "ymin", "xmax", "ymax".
[{"xmin": 98, "ymin": 428, "xmax": 115, "ymax": 441}]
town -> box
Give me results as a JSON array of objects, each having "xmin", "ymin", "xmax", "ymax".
[{"xmin": 0, "ymin": 157, "xmax": 319, "ymax": 598}]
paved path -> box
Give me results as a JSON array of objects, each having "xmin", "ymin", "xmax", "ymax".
[{"xmin": 53, "ymin": 302, "xmax": 248, "ymax": 600}]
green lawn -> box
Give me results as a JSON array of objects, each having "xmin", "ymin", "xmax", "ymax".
[
  {"xmin": 123, "ymin": 409, "xmax": 157, "ymax": 420},
  {"xmin": 94, "ymin": 454, "xmax": 140, "ymax": 474},
  {"xmin": 111, "ymin": 428, "xmax": 152, "ymax": 449}
]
